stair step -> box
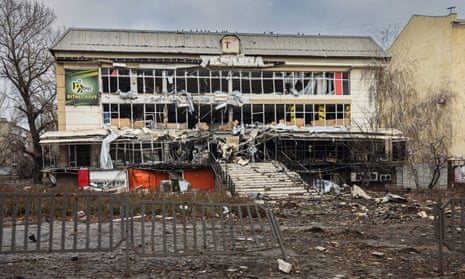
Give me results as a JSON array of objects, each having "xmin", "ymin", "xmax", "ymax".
[{"xmin": 219, "ymin": 161, "xmax": 317, "ymax": 198}]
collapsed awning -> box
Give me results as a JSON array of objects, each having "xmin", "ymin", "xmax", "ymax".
[
  {"xmin": 40, "ymin": 138, "xmax": 104, "ymax": 144},
  {"xmin": 39, "ymin": 129, "xmax": 109, "ymax": 144}
]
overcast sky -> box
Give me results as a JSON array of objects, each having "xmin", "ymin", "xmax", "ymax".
[
  {"xmin": 4, "ymin": 0, "xmax": 465, "ymax": 124},
  {"xmin": 39, "ymin": 0, "xmax": 465, "ymax": 44}
]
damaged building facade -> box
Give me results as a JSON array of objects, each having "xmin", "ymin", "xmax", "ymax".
[{"xmin": 41, "ymin": 28, "xmax": 407, "ymax": 192}]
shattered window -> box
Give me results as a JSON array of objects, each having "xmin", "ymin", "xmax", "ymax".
[
  {"xmin": 136, "ymin": 69, "xmax": 155, "ymax": 93},
  {"xmin": 118, "ymin": 69, "xmax": 130, "ymax": 92},
  {"xmin": 175, "ymin": 70, "xmax": 186, "ymax": 92},
  {"xmin": 100, "ymin": 66, "xmax": 353, "ymax": 129},
  {"xmin": 210, "ymin": 71, "xmax": 228, "ymax": 93},
  {"xmin": 199, "ymin": 69, "xmax": 211, "ymax": 93},
  {"xmin": 294, "ymin": 72, "xmax": 304, "ymax": 92},
  {"xmin": 252, "ymin": 104, "xmax": 264, "ymax": 125},
  {"xmin": 102, "ymin": 68, "xmax": 118, "ymax": 93},
  {"xmin": 264, "ymin": 104, "xmax": 275, "ymax": 125},
  {"xmin": 326, "ymin": 104, "xmax": 336, "ymax": 120},
  {"xmin": 304, "ymin": 104, "xmax": 315, "ymax": 124},
  {"xmin": 275, "ymin": 104, "xmax": 285, "ymax": 123},
  {"xmin": 231, "ymin": 71, "xmax": 241, "ymax": 92},
  {"xmin": 241, "ymin": 71, "xmax": 251, "ymax": 94},
  {"xmin": 262, "ymin": 72, "xmax": 274, "ymax": 94},
  {"xmin": 273, "ymin": 72, "xmax": 284, "ymax": 94},
  {"xmin": 101, "ymin": 67, "xmax": 350, "ymax": 95},
  {"xmin": 294, "ymin": 104, "xmax": 304, "ymax": 121},
  {"xmin": 101, "ymin": 68, "xmax": 132, "ymax": 93},
  {"xmin": 342, "ymin": 72, "xmax": 350, "ymax": 95},
  {"xmin": 251, "ymin": 72, "xmax": 262, "ymax": 94}
]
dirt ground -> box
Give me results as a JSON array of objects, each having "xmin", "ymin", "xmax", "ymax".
[{"xmin": 1, "ymin": 185, "xmax": 465, "ymax": 278}]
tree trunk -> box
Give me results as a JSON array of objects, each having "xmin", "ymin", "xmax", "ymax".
[
  {"xmin": 33, "ymin": 155, "xmax": 43, "ymax": 184},
  {"xmin": 428, "ymin": 166, "xmax": 441, "ymax": 189}
]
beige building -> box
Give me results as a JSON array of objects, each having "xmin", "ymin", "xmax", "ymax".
[
  {"xmin": 0, "ymin": 118, "xmax": 30, "ymax": 176},
  {"xmin": 389, "ymin": 12, "xmax": 465, "ymax": 187},
  {"xmin": 41, "ymin": 28, "xmax": 406, "ymax": 190}
]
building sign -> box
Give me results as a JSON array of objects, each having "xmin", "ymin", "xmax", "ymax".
[
  {"xmin": 65, "ymin": 70, "xmax": 99, "ymax": 106},
  {"xmin": 200, "ymin": 55, "xmax": 265, "ymax": 67},
  {"xmin": 221, "ymin": 35, "xmax": 240, "ymax": 54}
]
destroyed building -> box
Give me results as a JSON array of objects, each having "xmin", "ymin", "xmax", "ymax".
[{"xmin": 41, "ymin": 28, "xmax": 407, "ymax": 193}]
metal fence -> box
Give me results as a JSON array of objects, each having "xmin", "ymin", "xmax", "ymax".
[
  {"xmin": 436, "ymin": 197, "xmax": 465, "ymax": 273},
  {"xmin": 0, "ymin": 192, "xmax": 285, "ymax": 268},
  {"xmin": 130, "ymin": 200, "xmax": 284, "ymax": 257},
  {"xmin": 0, "ymin": 193, "xmax": 125, "ymax": 254}
]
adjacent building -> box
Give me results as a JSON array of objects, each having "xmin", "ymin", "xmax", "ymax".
[
  {"xmin": 0, "ymin": 118, "xmax": 30, "ymax": 176},
  {"xmin": 389, "ymin": 12, "xmax": 465, "ymax": 188},
  {"xmin": 41, "ymin": 28, "xmax": 406, "ymax": 191}
]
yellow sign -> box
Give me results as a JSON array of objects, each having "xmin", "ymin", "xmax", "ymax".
[{"xmin": 319, "ymin": 105, "xmax": 325, "ymax": 120}]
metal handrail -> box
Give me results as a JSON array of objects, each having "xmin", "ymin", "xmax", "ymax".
[{"xmin": 209, "ymin": 152, "xmax": 236, "ymax": 194}]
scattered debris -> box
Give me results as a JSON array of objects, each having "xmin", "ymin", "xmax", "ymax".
[
  {"xmin": 351, "ymin": 185, "xmax": 371, "ymax": 199},
  {"xmin": 383, "ymin": 193, "xmax": 408, "ymax": 203},
  {"xmin": 237, "ymin": 158, "xmax": 249, "ymax": 166},
  {"xmin": 372, "ymin": 251, "xmax": 385, "ymax": 258},
  {"xmin": 226, "ymin": 267, "xmax": 238, "ymax": 272},
  {"xmin": 312, "ymin": 179, "xmax": 341, "ymax": 194},
  {"xmin": 222, "ymin": 206, "xmax": 230, "ymax": 216},
  {"xmin": 417, "ymin": 211, "xmax": 428, "ymax": 218},
  {"xmin": 308, "ymin": 226, "xmax": 325, "ymax": 233},
  {"xmin": 277, "ymin": 258, "xmax": 292, "ymax": 273},
  {"xmin": 355, "ymin": 212, "xmax": 368, "ymax": 219},
  {"xmin": 28, "ymin": 233, "xmax": 37, "ymax": 242},
  {"xmin": 246, "ymin": 192, "xmax": 270, "ymax": 200},
  {"xmin": 315, "ymin": 246, "xmax": 327, "ymax": 252}
]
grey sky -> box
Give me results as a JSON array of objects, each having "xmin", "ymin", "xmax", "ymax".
[{"xmin": 39, "ymin": 0, "xmax": 465, "ymax": 40}]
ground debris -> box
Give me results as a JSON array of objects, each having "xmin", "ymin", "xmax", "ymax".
[{"xmin": 0, "ymin": 187, "xmax": 462, "ymax": 278}]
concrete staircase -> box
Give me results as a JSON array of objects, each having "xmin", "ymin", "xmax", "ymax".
[{"xmin": 221, "ymin": 161, "xmax": 317, "ymax": 198}]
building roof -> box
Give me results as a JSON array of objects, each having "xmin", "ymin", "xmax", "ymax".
[{"xmin": 51, "ymin": 28, "xmax": 388, "ymax": 59}]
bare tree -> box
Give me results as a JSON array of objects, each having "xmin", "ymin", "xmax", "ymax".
[
  {"xmin": 0, "ymin": 0, "xmax": 57, "ymax": 183},
  {"xmin": 373, "ymin": 23, "xmax": 401, "ymax": 50},
  {"xmin": 379, "ymin": 62, "xmax": 454, "ymax": 189}
]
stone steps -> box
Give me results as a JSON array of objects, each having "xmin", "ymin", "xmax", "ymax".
[{"xmin": 221, "ymin": 161, "xmax": 318, "ymax": 198}]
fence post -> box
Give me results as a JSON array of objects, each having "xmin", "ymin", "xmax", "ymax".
[
  {"xmin": 436, "ymin": 192, "xmax": 443, "ymax": 274},
  {"xmin": 266, "ymin": 207, "xmax": 287, "ymax": 259},
  {"xmin": 124, "ymin": 193, "xmax": 131, "ymax": 274}
]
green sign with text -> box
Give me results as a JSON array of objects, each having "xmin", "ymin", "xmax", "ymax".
[{"xmin": 65, "ymin": 70, "xmax": 99, "ymax": 105}]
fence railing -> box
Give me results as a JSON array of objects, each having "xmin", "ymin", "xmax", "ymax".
[
  {"xmin": 436, "ymin": 196, "xmax": 465, "ymax": 273},
  {"xmin": 0, "ymin": 192, "xmax": 126, "ymax": 254},
  {"xmin": 0, "ymin": 192, "xmax": 285, "ymax": 269},
  {"xmin": 130, "ymin": 200, "xmax": 285, "ymax": 257}
]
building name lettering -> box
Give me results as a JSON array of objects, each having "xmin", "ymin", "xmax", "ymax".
[
  {"xmin": 200, "ymin": 55, "xmax": 265, "ymax": 67},
  {"xmin": 66, "ymin": 94, "xmax": 98, "ymax": 100}
]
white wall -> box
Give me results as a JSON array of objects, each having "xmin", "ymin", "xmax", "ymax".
[
  {"xmin": 402, "ymin": 163, "xmax": 447, "ymax": 190},
  {"xmin": 349, "ymin": 69, "xmax": 377, "ymax": 130},
  {"xmin": 66, "ymin": 106, "xmax": 102, "ymax": 130}
]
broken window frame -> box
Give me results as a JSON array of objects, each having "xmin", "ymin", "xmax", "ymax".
[
  {"xmin": 100, "ymin": 68, "xmax": 350, "ymax": 96},
  {"xmin": 101, "ymin": 66, "xmax": 352, "ymax": 129},
  {"xmin": 68, "ymin": 144, "xmax": 91, "ymax": 167},
  {"xmin": 103, "ymin": 101, "xmax": 351, "ymax": 129}
]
